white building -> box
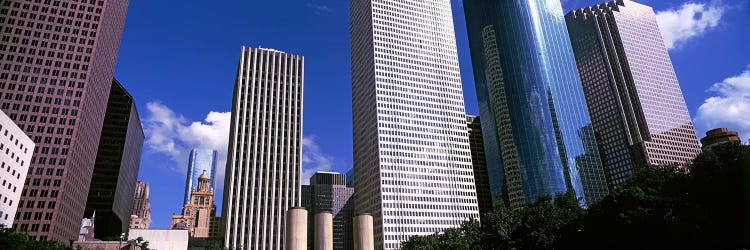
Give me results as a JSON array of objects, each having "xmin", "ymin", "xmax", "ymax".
[
  {"xmin": 222, "ymin": 47, "xmax": 304, "ymax": 250},
  {"xmin": 350, "ymin": 0, "xmax": 480, "ymax": 249},
  {"xmin": 128, "ymin": 229, "xmax": 188, "ymax": 250},
  {"xmin": 0, "ymin": 109, "xmax": 34, "ymax": 227}
]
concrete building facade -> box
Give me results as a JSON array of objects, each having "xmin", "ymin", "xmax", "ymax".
[
  {"xmin": 222, "ymin": 47, "xmax": 304, "ymax": 250},
  {"xmin": 566, "ymin": 0, "xmax": 702, "ymax": 186},
  {"xmin": 301, "ymin": 172, "xmax": 354, "ymax": 250},
  {"xmin": 128, "ymin": 229, "xmax": 189, "ymax": 250},
  {"xmin": 701, "ymin": 128, "xmax": 742, "ymax": 151},
  {"xmin": 0, "ymin": 109, "xmax": 34, "ymax": 227},
  {"xmin": 84, "ymin": 78, "xmax": 143, "ymax": 240},
  {"xmin": 350, "ymin": 0, "xmax": 481, "ymax": 248},
  {"xmin": 171, "ymin": 170, "xmax": 214, "ymax": 238},
  {"xmin": 0, "ymin": 0, "xmax": 130, "ymax": 242},
  {"xmin": 130, "ymin": 181, "xmax": 151, "ymax": 229}
]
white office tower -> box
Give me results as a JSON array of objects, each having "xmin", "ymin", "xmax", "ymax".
[
  {"xmin": 350, "ymin": 1, "xmax": 480, "ymax": 249},
  {"xmin": 0, "ymin": 110, "xmax": 34, "ymax": 227},
  {"xmin": 222, "ymin": 47, "xmax": 304, "ymax": 250}
]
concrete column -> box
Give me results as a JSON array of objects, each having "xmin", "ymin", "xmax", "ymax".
[
  {"xmin": 285, "ymin": 207, "xmax": 308, "ymax": 250},
  {"xmin": 314, "ymin": 211, "xmax": 333, "ymax": 250},
  {"xmin": 353, "ymin": 213, "xmax": 374, "ymax": 250}
]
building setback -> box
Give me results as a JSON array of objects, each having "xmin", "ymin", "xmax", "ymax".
[
  {"xmin": 221, "ymin": 47, "xmax": 304, "ymax": 250},
  {"xmin": 467, "ymin": 116, "xmax": 492, "ymax": 215},
  {"xmin": 0, "ymin": 110, "xmax": 34, "ymax": 227},
  {"xmin": 350, "ymin": 0, "xmax": 480, "ymax": 248},
  {"xmin": 566, "ymin": 0, "xmax": 702, "ymax": 186},
  {"xmin": 0, "ymin": 0, "xmax": 130, "ymax": 242},
  {"xmin": 130, "ymin": 181, "xmax": 151, "ymax": 229},
  {"xmin": 301, "ymin": 172, "xmax": 354, "ymax": 250},
  {"xmin": 463, "ymin": 0, "xmax": 610, "ymax": 209},
  {"xmin": 183, "ymin": 149, "xmax": 217, "ymax": 206},
  {"xmin": 83, "ymin": 78, "xmax": 144, "ymax": 240}
]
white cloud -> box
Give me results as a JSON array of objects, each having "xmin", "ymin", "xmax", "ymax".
[
  {"xmin": 695, "ymin": 66, "xmax": 750, "ymax": 142},
  {"xmin": 301, "ymin": 135, "xmax": 335, "ymax": 184},
  {"xmin": 307, "ymin": 3, "xmax": 332, "ymax": 15},
  {"xmin": 655, "ymin": 2, "xmax": 725, "ymax": 50},
  {"xmin": 143, "ymin": 102, "xmax": 339, "ymax": 188},
  {"xmin": 143, "ymin": 102, "xmax": 231, "ymax": 192}
]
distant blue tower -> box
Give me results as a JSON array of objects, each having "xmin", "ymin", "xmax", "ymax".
[
  {"xmin": 184, "ymin": 149, "xmax": 218, "ymax": 205},
  {"xmin": 463, "ymin": 0, "xmax": 610, "ymax": 208}
]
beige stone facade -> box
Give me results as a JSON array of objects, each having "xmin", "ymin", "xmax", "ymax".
[{"xmin": 171, "ymin": 171, "xmax": 214, "ymax": 238}]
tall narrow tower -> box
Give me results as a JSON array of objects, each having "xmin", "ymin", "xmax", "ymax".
[
  {"xmin": 184, "ymin": 149, "xmax": 217, "ymax": 205},
  {"xmin": 566, "ymin": 0, "xmax": 702, "ymax": 186},
  {"xmin": 463, "ymin": 0, "xmax": 610, "ymax": 209},
  {"xmin": 222, "ymin": 47, "xmax": 304, "ymax": 250},
  {"xmin": 0, "ymin": 0, "xmax": 130, "ymax": 242},
  {"xmin": 350, "ymin": 0, "xmax": 480, "ymax": 249}
]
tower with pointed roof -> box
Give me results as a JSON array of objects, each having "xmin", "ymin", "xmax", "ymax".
[{"xmin": 171, "ymin": 170, "xmax": 215, "ymax": 238}]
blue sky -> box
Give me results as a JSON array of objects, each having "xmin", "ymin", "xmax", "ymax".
[{"xmin": 114, "ymin": 0, "xmax": 750, "ymax": 228}]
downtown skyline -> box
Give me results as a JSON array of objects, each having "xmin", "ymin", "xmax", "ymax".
[
  {"xmin": 0, "ymin": 0, "xmax": 746, "ymax": 249},
  {"xmin": 44, "ymin": 0, "xmax": 750, "ymax": 230}
]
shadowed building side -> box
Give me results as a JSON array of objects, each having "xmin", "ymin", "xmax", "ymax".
[{"xmin": 84, "ymin": 79, "xmax": 144, "ymax": 240}]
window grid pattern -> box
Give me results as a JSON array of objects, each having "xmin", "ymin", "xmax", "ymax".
[
  {"xmin": 464, "ymin": 0, "xmax": 610, "ymax": 208},
  {"xmin": 0, "ymin": 0, "xmax": 128, "ymax": 241},
  {"xmin": 566, "ymin": 0, "xmax": 701, "ymax": 185},
  {"xmin": 0, "ymin": 109, "xmax": 34, "ymax": 227},
  {"xmin": 351, "ymin": 0, "xmax": 480, "ymax": 249},
  {"xmin": 222, "ymin": 47, "xmax": 303, "ymax": 250},
  {"xmin": 466, "ymin": 115, "xmax": 492, "ymax": 215}
]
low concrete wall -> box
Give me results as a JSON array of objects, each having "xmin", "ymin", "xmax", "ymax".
[{"xmin": 128, "ymin": 229, "xmax": 189, "ymax": 250}]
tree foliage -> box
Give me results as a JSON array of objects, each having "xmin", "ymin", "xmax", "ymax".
[
  {"xmin": 401, "ymin": 142, "xmax": 749, "ymax": 249},
  {"xmin": 0, "ymin": 227, "xmax": 72, "ymax": 250}
]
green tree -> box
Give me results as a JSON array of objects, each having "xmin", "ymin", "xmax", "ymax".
[
  {"xmin": 0, "ymin": 227, "xmax": 73, "ymax": 250},
  {"xmin": 402, "ymin": 193, "xmax": 583, "ymax": 250}
]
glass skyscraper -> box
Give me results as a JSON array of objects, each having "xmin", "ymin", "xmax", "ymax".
[
  {"xmin": 351, "ymin": 0, "xmax": 480, "ymax": 249},
  {"xmin": 184, "ymin": 149, "xmax": 217, "ymax": 205},
  {"xmin": 566, "ymin": 0, "xmax": 702, "ymax": 186},
  {"xmin": 463, "ymin": 0, "xmax": 609, "ymax": 208}
]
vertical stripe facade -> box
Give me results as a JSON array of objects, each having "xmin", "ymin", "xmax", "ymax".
[{"xmin": 222, "ymin": 47, "xmax": 304, "ymax": 250}]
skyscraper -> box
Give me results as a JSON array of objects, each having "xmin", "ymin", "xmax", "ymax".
[
  {"xmin": 0, "ymin": 0, "xmax": 130, "ymax": 242},
  {"xmin": 84, "ymin": 78, "xmax": 144, "ymax": 240},
  {"xmin": 350, "ymin": 0, "xmax": 480, "ymax": 248},
  {"xmin": 301, "ymin": 172, "xmax": 354, "ymax": 250},
  {"xmin": 0, "ymin": 109, "xmax": 34, "ymax": 227},
  {"xmin": 222, "ymin": 47, "xmax": 303, "ymax": 250},
  {"xmin": 130, "ymin": 181, "xmax": 151, "ymax": 229},
  {"xmin": 566, "ymin": 0, "xmax": 702, "ymax": 186},
  {"xmin": 463, "ymin": 0, "xmax": 610, "ymax": 209},
  {"xmin": 467, "ymin": 115, "xmax": 492, "ymax": 215},
  {"xmin": 184, "ymin": 149, "xmax": 217, "ymax": 205}
]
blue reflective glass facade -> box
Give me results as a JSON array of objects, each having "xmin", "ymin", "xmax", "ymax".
[
  {"xmin": 463, "ymin": 0, "xmax": 609, "ymax": 208},
  {"xmin": 184, "ymin": 149, "xmax": 218, "ymax": 205}
]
